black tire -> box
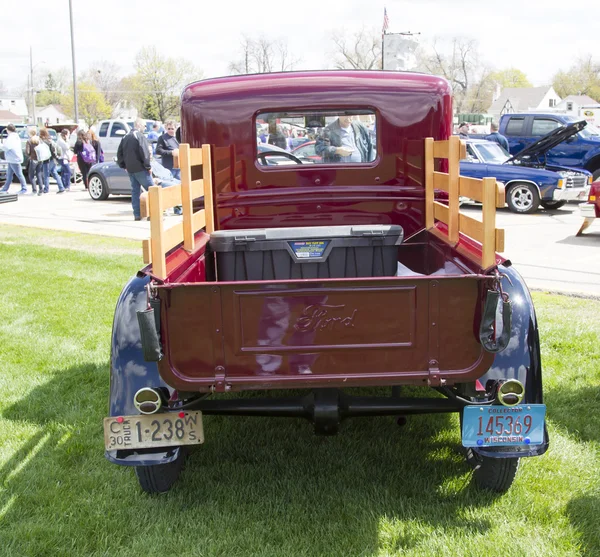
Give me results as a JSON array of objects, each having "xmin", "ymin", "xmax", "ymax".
[
  {"xmin": 592, "ymin": 168, "xmax": 600, "ymax": 182},
  {"xmin": 134, "ymin": 449, "xmax": 187, "ymax": 494},
  {"xmin": 540, "ymin": 200, "xmax": 566, "ymax": 210},
  {"xmin": 506, "ymin": 183, "xmax": 540, "ymax": 214},
  {"xmin": 466, "ymin": 448, "xmax": 519, "ymax": 493},
  {"xmin": 88, "ymin": 173, "xmax": 109, "ymax": 200}
]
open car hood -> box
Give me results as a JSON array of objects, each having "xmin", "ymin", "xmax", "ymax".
[{"xmin": 506, "ymin": 120, "xmax": 587, "ymax": 163}]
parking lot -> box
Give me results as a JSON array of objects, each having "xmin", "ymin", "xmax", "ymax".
[{"xmin": 0, "ymin": 189, "xmax": 598, "ymax": 297}]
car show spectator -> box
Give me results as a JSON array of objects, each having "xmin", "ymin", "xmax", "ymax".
[
  {"xmin": 147, "ymin": 122, "xmax": 161, "ymax": 153},
  {"xmin": 56, "ymin": 129, "xmax": 73, "ymax": 191},
  {"xmin": 315, "ymin": 114, "xmax": 374, "ymax": 163},
  {"xmin": 485, "ymin": 122, "xmax": 510, "ymax": 152},
  {"xmin": 74, "ymin": 129, "xmax": 96, "ymax": 189},
  {"xmin": 39, "ymin": 128, "xmax": 65, "ymax": 193},
  {"xmin": 25, "ymin": 128, "xmax": 43, "ymax": 195},
  {"xmin": 156, "ymin": 120, "xmax": 180, "ymax": 180},
  {"xmin": 457, "ymin": 122, "xmax": 470, "ymax": 139},
  {"xmin": 89, "ymin": 128, "xmax": 105, "ymax": 164},
  {"xmin": 0, "ymin": 124, "xmax": 28, "ymax": 194},
  {"xmin": 267, "ymin": 121, "xmax": 287, "ymax": 150},
  {"xmin": 117, "ymin": 118, "xmax": 153, "ymax": 221}
]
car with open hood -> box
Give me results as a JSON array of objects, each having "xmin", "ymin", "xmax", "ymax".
[{"xmin": 461, "ymin": 133, "xmax": 591, "ymax": 213}]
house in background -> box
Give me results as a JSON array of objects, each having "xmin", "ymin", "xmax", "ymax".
[
  {"xmin": 555, "ymin": 94, "xmax": 599, "ymax": 116},
  {"xmin": 0, "ymin": 98, "xmax": 28, "ymax": 120},
  {"xmin": 112, "ymin": 100, "xmax": 138, "ymax": 120},
  {"xmin": 488, "ymin": 86, "xmax": 562, "ymax": 121},
  {"xmin": 36, "ymin": 104, "xmax": 68, "ymax": 126},
  {"xmin": 0, "ymin": 109, "xmax": 23, "ymax": 124}
]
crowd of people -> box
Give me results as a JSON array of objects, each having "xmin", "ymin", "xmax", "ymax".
[
  {"xmin": 455, "ymin": 121, "xmax": 510, "ymax": 151},
  {"xmin": 0, "ymin": 118, "xmax": 182, "ymax": 221}
]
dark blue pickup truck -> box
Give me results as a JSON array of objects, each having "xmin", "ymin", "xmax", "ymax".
[{"xmin": 499, "ymin": 114, "xmax": 600, "ymax": 180}]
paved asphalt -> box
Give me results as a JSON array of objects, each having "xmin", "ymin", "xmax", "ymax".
[{"xmin": 0, "ymin": 186, "xmax": 598, "ymax": 297}]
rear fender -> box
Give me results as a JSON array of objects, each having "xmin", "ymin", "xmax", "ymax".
[
  {"xmin": 473, "ymin": 263, "xmax": 549, "ymax": 458},
  {"xmin": 105, "ymin": 272, "xmax": 183, "ymax": 467}
]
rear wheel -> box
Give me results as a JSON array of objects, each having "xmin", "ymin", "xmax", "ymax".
[
  {"xmin": 540, "ymin": 200, "xmax": 566, "ymax": 210},
  {"xmin": 88, "ymin": 174, "xmax": 109, "ymax": 200},
  {"xmin": 506, "ymin": 183, "xmax": 540, "ymax": 213},
  {"xmin": 592, "ymin": 168, "xmax": 600, "ymax": 182},
  {"xmin": 134, "ymin": 449, "xmax": 187, "ymax": 494},
  {"xmin": 466, "ymin": 448, "xmax": 519, "ymax": 493}
]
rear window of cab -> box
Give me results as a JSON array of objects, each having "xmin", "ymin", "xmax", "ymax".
[{"xmin": 256, "ymin": 109, "xmax": 377, "ymax": 167}]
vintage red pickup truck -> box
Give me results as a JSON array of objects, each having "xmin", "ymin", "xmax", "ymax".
[{"xmin": 104, "ymin": 71, "xmax": 548, "ymax": 494}]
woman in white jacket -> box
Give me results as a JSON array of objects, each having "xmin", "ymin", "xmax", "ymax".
[{"xmin": 56, "ymin": 129, "xmax": 73, "ymax": 191}]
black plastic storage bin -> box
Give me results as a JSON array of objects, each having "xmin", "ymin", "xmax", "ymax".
[{"xmin": 209, "ymin": 225, "xmax": 404, "ymax": 281}]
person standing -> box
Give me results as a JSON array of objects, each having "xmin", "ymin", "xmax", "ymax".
[
  {"xmin": 0, "ymin": 124, "xmax": 28, "ymax": 194},
  {"xmin": 147, "ymin": 122, "xmax": 160, "ymax": 154},
  {"xmin": 117, "ymin": 118, "xmax": 153, "ymax": 221},
  {"xmin": 25, "ymin": 128, "xmax": 43, "ymax": 194},
  {"xmin": 457, "ymin": 122, "xmax": 470, "ymax": 139},
  {"xmin": 155, "ymin": 120, "xmax": 180, "ymax": 180},
  {"xmin": 73, "ymin": 129, "xmax": 95, "ymax": 189},
  {"xmin": 89, "ymin": 128, "xmax": 104, "ymax": 163},
  {"xmin": 315, "ymin": 113, "xmax": 374, "ymax": 163},
  {"xmin": 39, "ymin": 128, "xmax": 65, "ymax": 193},
  {"xmin": 56, "ymin": 129, "xmax": 73, "ymax": 191},
  {"xmin": 485, "ymin": 122, "xmax": 510, "ymax": 152}
]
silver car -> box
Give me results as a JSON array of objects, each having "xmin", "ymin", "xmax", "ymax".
[{"xmin": 87, "ymin": 160, "xmax": 133, "ymax": 200}]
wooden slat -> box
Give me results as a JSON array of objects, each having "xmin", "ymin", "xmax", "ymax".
[
  {"xmin": 189, "ymin": 148, "xmax": 204, "ymax": 167},
  {"xmin": 459, "ymin": 175, "xmax": 486, "ymax": 202},
  {"xmin": 159, "ymin": 184, "xmax": 182, "ymax": 209},
  {"xmin": 433, "ymin": 201, "xmax": 449, "ymax": 224},
  {"xmin": 142, "ymin": 239, "xmax": 150, "ymax": 264},
  {"xmin": 190, "ymin": 178, "xmax": 204, "ymax": 200},
  {"xmin": 180, "ymin": 144, "xmax": 194, "ymax": 252},
  {"xmin": 192, "ymin": 208, "xmax": 206, "ymax": 231},
  {"xmin": 215, "ymin": 166, "xmax": 230, "ymax": 187},
  {"xmin": 447, "ymin": 136, "xmax": 460, "ymax": 243},
  {"xmin": 148, "ymin": 186, "xmax": 166, "ymax": 279},
  {"xmin": 213, "ymin": 146, "xmax": 230, "ymax": 163},
  {"xmin": 495, "ymin": 228, "xmax": 505, "ymax": 252},
  {"xmin": 432, "ymin": 140, "xmax": 448, "ymax": 159},
  {"xmin": 496, "ymin": 182, "xmax": 506, "ymax": 208},
  {"xmin": 202, "ymin": 144, "xmax": 215, "ymax": 233},
  {"xmin": 459, "ymin": 212, "xmax": 483, "ymax": 243},
  {"xmin": 459, "ymin": 140, "xmax": 467, "ymax": 161},
  {"xmin": 424, "ymin": 138, "xmax": 434, "ymax": 229},
  {"xmin": 481, "ymin": 177, "xmax": 497, "ymax": 268},
  {"xmin": 433, "ymin": 171, "xmax": 449, "ymax": 192}
]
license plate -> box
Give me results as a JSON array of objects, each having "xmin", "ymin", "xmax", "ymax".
[
  {"xmin": 104, "ymin": 411, "xmax": 204, "ymax": 451},
  {"xmin": 462, "ymin": 404, "xmax": 545, "ymax": 448}
]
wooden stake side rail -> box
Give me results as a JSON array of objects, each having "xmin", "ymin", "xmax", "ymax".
[
  {"xmin": 424, "ymin": 136, "xmax": 505, "ymax": 270},
  {"xmin": 142, "ymin": 144, "xmax": 214, "ymax": 280}
]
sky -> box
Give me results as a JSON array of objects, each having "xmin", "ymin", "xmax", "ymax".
[{"xmin": 0, "ymin": 0, "xmax": 598, "ymax": 95}]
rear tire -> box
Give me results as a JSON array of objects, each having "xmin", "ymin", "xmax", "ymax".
[
  {"xmin": 88, "ymin": 174, "xmax": 109, "ymax": 200},
  {"xmin": 466, "ymin": 448, "xmax": 519, "ymax": 493},
  {"xmin": 540, "ymin": 200, "xmax": 566, "ymax": 210},
  {"xmin": 592, "ymin": 168, "xmax": 600, "ymax": 182},
  {"xmin": 506, "ymin": 183, "xmax": 540, "ymax": 213},
  {"xmin": 134, "ymin": 449, "xmax": 187, "ymax": 494}
]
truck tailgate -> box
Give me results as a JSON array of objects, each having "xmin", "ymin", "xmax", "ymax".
[{"xmin": 156, "ymin": 276, "xmax": 493, "ymax": 391}]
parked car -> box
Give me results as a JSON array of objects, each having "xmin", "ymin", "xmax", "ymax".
[
  {"xmin": 87, "ymin": 160, "xmax": 132, "ymax": 200},
  {"xmin": 96, "ymin": 119, "xmax": 156, "ymax": 159},
  {"xmin": 461, "ymin": 139, "xmax": 591, "ymax": 213},
  {"xmin": 576, "ymin": 180, "xmax": 600, "ymax": 236},
  {"xmin": 497, "ymin": 114, "xmax": 600, "ymax": 180},
  {"xmin": 291, "ymin": 140, "xmax": 322, "ymax": 163}
]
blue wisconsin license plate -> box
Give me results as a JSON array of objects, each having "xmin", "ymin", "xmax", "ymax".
[{"xmin": 462, "ymin": 404, "xmax": 546, "ymax": 448}]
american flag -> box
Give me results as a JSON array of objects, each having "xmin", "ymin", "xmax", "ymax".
[{"xmin": 382, "ymin": 8, "xmax": 389, "ymax": 35}]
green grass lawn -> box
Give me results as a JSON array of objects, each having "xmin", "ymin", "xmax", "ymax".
[{"xmin": 0, "ymin": 224, "xmax": 598, "ymax": 557}]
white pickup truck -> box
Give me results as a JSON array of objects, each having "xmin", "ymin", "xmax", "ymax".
[{"xmin": 96, "ymin": 119, "xmax": 155, "ymax": 158}]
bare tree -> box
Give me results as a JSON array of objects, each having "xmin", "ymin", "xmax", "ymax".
[
  {"xmin": 416, "ymin": 37, "xmax": 481, "ymax": 113},
  {"xmin": 81, "ymin": 60, "xmax": 123, "ymax": 106},
  {"xmin": 228, "ymin": 35, "xmax": 300, "ymax": 75},
  {"xmin": 331, "ymin": 27, "xmax": 382, "ymax": 70}
]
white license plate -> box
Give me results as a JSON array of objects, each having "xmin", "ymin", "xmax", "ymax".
[{"xmin": 104, "ymin": 411, "xmax": 204, "ymax": 451}]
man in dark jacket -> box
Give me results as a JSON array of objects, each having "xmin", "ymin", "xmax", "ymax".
[
  {"xmin": 315, "ymin": 114, "xmax": 374, "ymax": 163},
  {"xmin": 117, "ymin": 119, "xmax": 153, "ymax": 221},
  {"xmin": 155, "ymin": 120, "xmax": 180, "ymax": 180},
  {"xmin": 484, "ymin": 122, "xmax": 510, "ymax": 152}
]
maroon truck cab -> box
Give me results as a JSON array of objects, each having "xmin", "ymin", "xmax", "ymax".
[{"xmin": 105, "ymin": 71, "xmax": 548, "ymax": 495}]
